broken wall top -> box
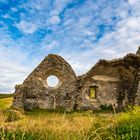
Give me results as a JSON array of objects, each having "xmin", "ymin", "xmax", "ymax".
[
  {"xmin": 78, "ymin": 50, "xmax": 140, "ymax": 87},
  {"xmin": 24, "ymin": 54, "xmax": 76, "ymax": 84}
]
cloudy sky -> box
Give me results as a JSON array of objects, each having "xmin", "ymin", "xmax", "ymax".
[{"xmin": 0, "ymin": 0, "xmax": 140, "ymax": 93}]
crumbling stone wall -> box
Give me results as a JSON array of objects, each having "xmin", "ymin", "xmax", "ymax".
[
  {"xmin": 135, "ymin": 72, "xmax": 140, "ymax": 105},
  {"xmin": 93, "ymin": 76, "xmax": 120, "ymax": 108},
  {"xmin": 77, "ymin": 75, "xmax": 119, "ymax": 110},
  {"xmin": 13, "ymin": 47, "xmax": 140, "ymax": 111},
  {"xmin": 78, "ymin": 52, "xmax": 140, "ymax": 110},
  {"xmin": 13, "ymin": 54, "xmax": 78, "ymax": 112}
]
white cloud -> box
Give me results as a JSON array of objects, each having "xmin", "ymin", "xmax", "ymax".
[
  {"xmin": 0, "ymin": 46, "xmax": 33, "ymax": 93},
  {"xmin": 0, "ymin": 28, "xmax": 38, "ymax": 93},
  {"xmin": 0, "ymin": 61, "xmax": 31, "ymax": 93},
  {"xmin": 16, "ymin": 21, "xmax": 38, "ymax": 34},
  {"xmin": 50, "ymin": 0, "xmax": 73, "ymax": 16},
  {"xmin": 48, "ymin": 16, "xmax": 61, "ymax": 25},
  {"xmin": 126, "ymin": 18, "xmax": 140, "ymax": 28},
  {"xmin": 128, "ymin": 0, "xmax": 139, "ymax": 4},
  {"xmin": 46, "ymin": 40, "xmax": 58, "ymax": 50},
  {"xmin": 57, "ymin": 1, "xmax": 140, "ymax": 75}
]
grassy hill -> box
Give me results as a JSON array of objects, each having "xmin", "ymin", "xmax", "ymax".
[
  {"xmin": 0, "ymin": 95, "xmax": 140, "ymax": 139},
  {"xmin": 0, "ymin": 93, "xmax": 13, "ymax": 98}
]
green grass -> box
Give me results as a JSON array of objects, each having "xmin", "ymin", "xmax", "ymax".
[{"xmin": 1, "ymin": 95, "xmax": 140, "ymax": 139}]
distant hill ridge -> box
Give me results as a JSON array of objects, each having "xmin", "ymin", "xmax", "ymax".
[{"xmin": 0, "ymin": 94, "xmax": 13, "ymax": 99}]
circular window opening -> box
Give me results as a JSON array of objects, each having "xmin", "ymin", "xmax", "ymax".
[{"xmin": 47, "ymin": 75, "xmax": 59, "ymax": 88}]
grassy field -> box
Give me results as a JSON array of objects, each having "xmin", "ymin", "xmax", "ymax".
[{"xmin": 0, "ymin": 94, "xmax": 140, "ymax": 140}]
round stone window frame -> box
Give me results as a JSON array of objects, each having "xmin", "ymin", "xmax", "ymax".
[
  {"xmin": 47, "ymin": 75, "xmax": 59, "ymax": 87},
  {"xmin": 43, "ymin": 74, "xmax": 62, "ymax": 89}
]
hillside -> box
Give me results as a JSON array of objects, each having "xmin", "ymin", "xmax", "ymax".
[{"xmin": 0, "ymin": 94, "xmax": 13, "ymax": 98}]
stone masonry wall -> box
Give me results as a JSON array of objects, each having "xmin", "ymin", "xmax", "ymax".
[
  {"xmin": 13, "ymin": 54, "xmax": 78, "ymax": 112},
  {"xmin": 13, "ymin": 47, "xmax": 140, "ymax": 111}
]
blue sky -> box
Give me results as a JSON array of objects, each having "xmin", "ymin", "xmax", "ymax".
[{"xmin": 0, "ymin": 0, "xmax": 140, "ymax": 93}]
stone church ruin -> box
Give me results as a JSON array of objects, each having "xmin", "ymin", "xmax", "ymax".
[{"xmin": 13, "ymin": 47, "xmax": 140, "ymax": 111}]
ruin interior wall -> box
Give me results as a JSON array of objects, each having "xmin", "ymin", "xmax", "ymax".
[{"xmin": 78, "ymin": 53, "xmax": 140, "ymax": 110}]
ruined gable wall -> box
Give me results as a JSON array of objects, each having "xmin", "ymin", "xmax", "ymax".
[{"xmin": 13, "ymin": 54, "xmax": 78, "ymax": 112}]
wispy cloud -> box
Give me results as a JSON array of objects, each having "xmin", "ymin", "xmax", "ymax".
[{"xmin": 128, "ymin": 0, "xmax": 139, "ymax": 5}]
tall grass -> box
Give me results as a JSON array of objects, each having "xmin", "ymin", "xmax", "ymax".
[
  {"xmin": 0, "ymin": 97, "xmax": 140, "ymax": 139},
  {"xmin": 0, "ymin": 97, "xmax": 13, "ymax": 110}
]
